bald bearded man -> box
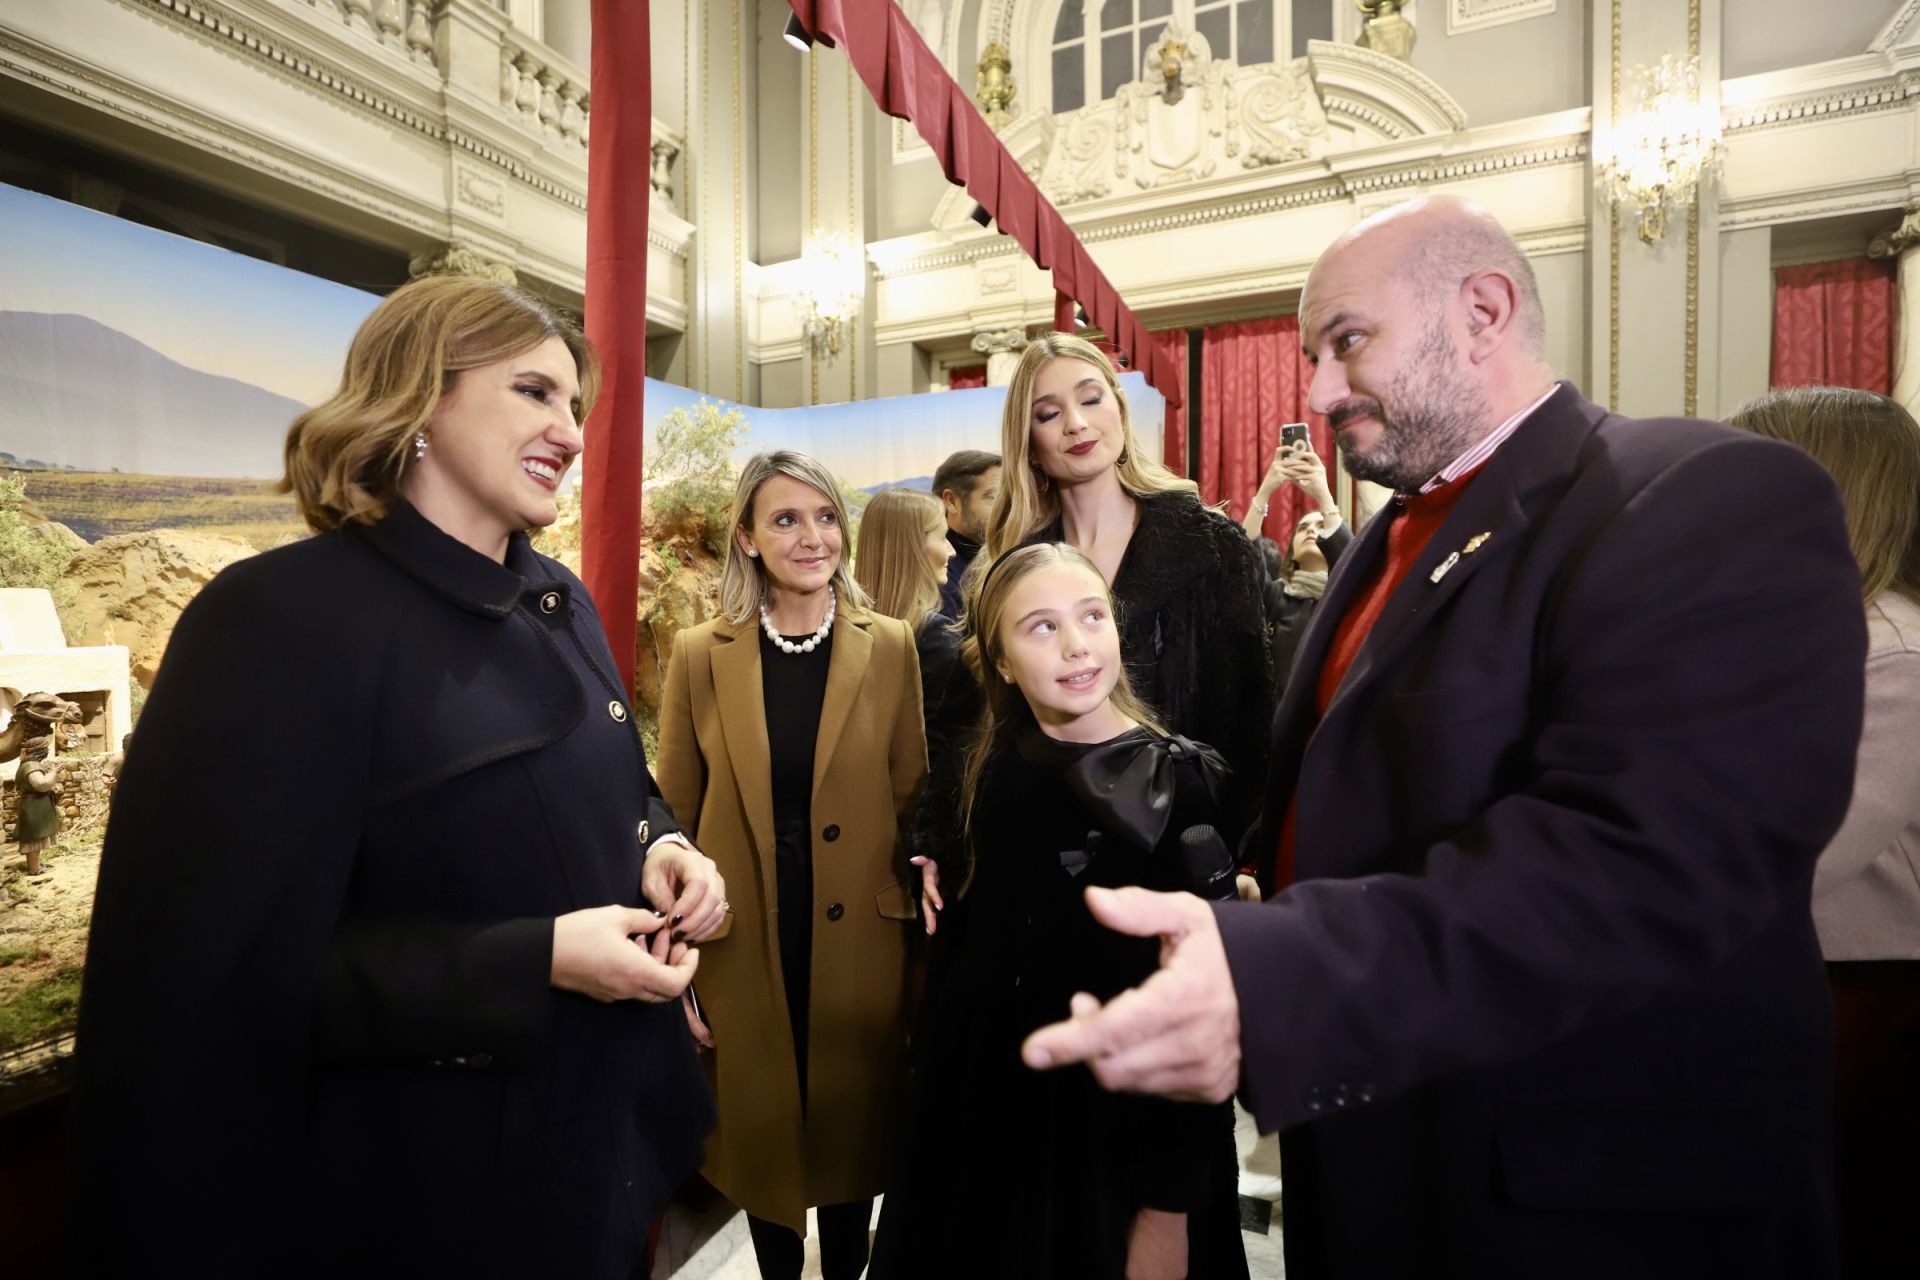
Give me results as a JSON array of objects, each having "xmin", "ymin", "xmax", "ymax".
[{"xmin": 1023, "ymin": 197, "xmax": 1866, "ymax": 1278}]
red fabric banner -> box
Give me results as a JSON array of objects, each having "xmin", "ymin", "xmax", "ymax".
[
  {"xmin": 1197, "ymin": 316, "xmax": 1333, "ymax": 542},
  {"xmin": 1152, "ymin": 329, "xmax": 1189, "ymax": 476},
  {"xmin": 1772, "ymin": 257, "xmax": 1897, "ymax": 395},
  {"xmin": 948, "ymin": 364, "xmax": 987, "ymax": 390},
  {"xmin": 581, "ymin": 0, "xmax": 651, "ymax": 693},
  {"xmin": 786, "ymin": 0, "xmax": 1179, "ymax": 407}
]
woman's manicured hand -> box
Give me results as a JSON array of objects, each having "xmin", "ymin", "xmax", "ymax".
[
  {"xmin": 551, "ymin": 904, "xmax": 699, "ymax": 1003},
  {"xmin": 642, "ymin": 835, "xmax": 729, "ymax": 943}
]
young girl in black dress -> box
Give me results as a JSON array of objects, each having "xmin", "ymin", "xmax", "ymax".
[{"xmin": 872, "ymin": 543, "xmax": 1247, "ymax": 1280}]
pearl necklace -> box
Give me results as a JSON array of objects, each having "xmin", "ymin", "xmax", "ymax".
[{"xmin": 760, "ymin": 586, "xmax": 835, "ymax": 655}]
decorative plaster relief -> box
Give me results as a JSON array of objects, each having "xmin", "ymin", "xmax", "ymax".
[
  {"xmin": 1447, "ymin": 0, "xmax": 1553, "ymax": 37},
  {"xmin": 455, "ymin": 165, "xmax": 507, "ymax": 217},
  {"xmin": 977, "ymin": 260, "xmax": 1018, "ymax": 294},
  {"xmin": 1035, "ymin": 31, "xmax": 1331, "ymax": 205}
]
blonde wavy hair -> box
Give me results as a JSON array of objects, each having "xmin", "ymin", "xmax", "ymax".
[
  {"xmin": 983, "ymin": 332, "xmax": 1196, "ymax": 560},
  {"xmin": 281, "ymin": 275, "xmax": 597, "ymax": 533},
  {"xmin": 853, "ymin": 488, "xmax": 946, "ymax": 628},
  {"xmin": 957, "ymin": 542, "xmax": 1165, "ymax": 866},
  {"xmin": 1729, "ymin": 386, "xmax": 1920, "ymax": 607},
  {"xmin": 719, "ymin": 450, "xmax": 873, "ymax": 625}
]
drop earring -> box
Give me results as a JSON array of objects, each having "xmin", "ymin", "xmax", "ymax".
[{"xmin": 413, "ymin": 431, "xmax": 428, "ymax": 460}]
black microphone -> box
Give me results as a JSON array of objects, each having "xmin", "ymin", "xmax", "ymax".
[{"xmin": 1179, "ymin": 823, "xmax": 1238, "ymax": 902}]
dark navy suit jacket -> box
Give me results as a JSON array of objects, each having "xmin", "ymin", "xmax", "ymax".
[{"xmin": 1214, "ymin": 385, "xmax": 1865, "ymax": 1278}]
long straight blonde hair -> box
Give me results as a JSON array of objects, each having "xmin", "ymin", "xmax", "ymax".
[
  {"xmin": 957, "ymin": 542, "xmax": 1166, "ymax": 864},
  {"xmin": 854, "ymin": 488, "xmax": 945, "ymax": 628},
  {"xmin": 718, "ymin": 450, "xmax": 872, "ymax": 625},
  {"xmin": 1729, "ymin": 386, "xmax": 1920, "ymax": 607},
  {"xmin": 983, "ymin": 333, "xmax": 1197, "ymax": 560}
]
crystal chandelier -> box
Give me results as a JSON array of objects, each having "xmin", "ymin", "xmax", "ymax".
[
  {"xmin": 794, "ymin": 234, "xmax": 864, "ymax": 362},
  {"xmin": 1595, "ymin": 55, "xmax": 1724, "ymax": 245}
]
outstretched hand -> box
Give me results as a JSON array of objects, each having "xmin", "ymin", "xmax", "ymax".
[{"xmin": 1021, "ymin": 886, "xmax": 1241, "ymax": 1103}]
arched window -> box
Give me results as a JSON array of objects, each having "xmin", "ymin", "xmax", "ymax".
[{"xmin": 1050, "ymin": 0, "xmax": 1281, "ymax": 114}]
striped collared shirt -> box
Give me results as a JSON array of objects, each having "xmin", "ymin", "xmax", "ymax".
[{"xmin": 1415, "ymin": 381, "xmax": 1563, "ymax": 495}]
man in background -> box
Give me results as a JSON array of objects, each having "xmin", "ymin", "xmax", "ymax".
[{"xmin": 930, "ymin": 449, "xmax": 1000, "ymax": 619}]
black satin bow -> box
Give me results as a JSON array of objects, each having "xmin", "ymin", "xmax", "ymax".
[{"xmin": 1016, "ymin": 726, "xmax": 1227, "ymax": 879}]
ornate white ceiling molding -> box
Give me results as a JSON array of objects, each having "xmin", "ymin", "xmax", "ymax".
[
  {"xmin": 1722, "ymin": 67, "xmax": 1920, "ymax": 136},
  {"xmin": 0, "ymin": 27, "xmax": 448, "ymax": 236},
  {"xmin": 1718, "ymin": 177, "xmax": 1916, "ymax": 231},
  {"xmin": 874, "ymin": 128, "xmax": 1585, "ymax": 280},
  {"xmin": 1305, "ymin": 40, "xmax": 1468, "ymax": 140},
  {"xmin": 1447, "ymin": 0, "xmax": 1554, "ymax": 37},
  {"xmin": 1872, "ymin": 0, "xmax": 1920, "ymax": 53},
  {"xmin": 114, "ymin": 0, "xmax": 591, "ymax": 211}
]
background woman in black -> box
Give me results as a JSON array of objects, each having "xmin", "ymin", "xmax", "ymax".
[
  {"xmin": 70, "ymin": 277, "xmax": 724, "ymax": 1276},
  {"xmin": 982, "ymin": 334, "xmax": 1275, "ymax": 850}
]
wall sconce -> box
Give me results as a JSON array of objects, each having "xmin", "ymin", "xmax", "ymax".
[
  {"xmin": 1595, "ymin": 54, "xmax": 1723, "ymax": 244},
  {"xmin": 794, "ymin": 234, "xmax": 864, "ymax": 362}
]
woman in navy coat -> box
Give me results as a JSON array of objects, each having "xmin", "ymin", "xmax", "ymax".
[{"xmin": 68, "ymin": 278, "xmax": 723, "ymax": 1276}]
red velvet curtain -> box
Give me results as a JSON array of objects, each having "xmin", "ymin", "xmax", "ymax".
[
  {"xmin": 1197, "ymin": 316, "xmax": 1333, "ymax": 543},
  {"xmin": 783, "ymin": 0, "xmax": 1180, "ymax": 407},
  {"xmin": 581, "ymin": 0, "xmax": 651, "ymax": 693},
  {"xmin": 1772, "ymin": 257, "xmax": 1896, "ymax": 394},
  {"xmin": 1152, "ymin": 329, "xmax": 1189, "ymax": 476},
  {"xmin": 947, "ymin": 364, "xmax": 987, "ymax": 390}
]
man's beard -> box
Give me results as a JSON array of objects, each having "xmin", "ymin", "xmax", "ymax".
[{"xmin": 1332, "ymin": 321, "xmax": 1494, "ymax": 493}]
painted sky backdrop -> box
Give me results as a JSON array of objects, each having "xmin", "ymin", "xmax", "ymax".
[{"xmin": 0, "ymin": 180, "xmax": 1161, "ymax": 500}]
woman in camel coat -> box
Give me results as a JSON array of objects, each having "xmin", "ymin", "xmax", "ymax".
[{"xmin": 655, "ymin": 450, "xmax": 926, "ymax": 1280}]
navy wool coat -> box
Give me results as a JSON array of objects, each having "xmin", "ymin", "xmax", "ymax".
[
  {"xmin": 68, "ymin": 502, "xmax": 714, "ymax": 1276},
  {"xmin": 1217, "ymin": 385, "xmax": 1867, "ymax": 1278}
]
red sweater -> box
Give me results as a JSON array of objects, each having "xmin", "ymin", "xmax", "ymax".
[{"xmin": 1273, "ymin": 470, "xmax": 1483, "ymax": 887}]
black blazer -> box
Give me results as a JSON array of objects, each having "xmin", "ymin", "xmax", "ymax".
[
  {"xmin": 1214, "ymin": 386, "xmax": 1866, "ymax": 1278},
  {"xmin": 68, "ymin": 503, "xmax": 714, "ymax": 1276}
]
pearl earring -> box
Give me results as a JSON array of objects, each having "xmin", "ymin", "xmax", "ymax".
[
  {"xmin": 747, "ymin": 548, "xmax": 759, "ymax": 557},
  {"xmin": 413, "ymin": 431, "xmax": 428, "ymax": 460}
]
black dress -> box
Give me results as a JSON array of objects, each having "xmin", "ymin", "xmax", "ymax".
[{"xmin": 871, "ymin": 725, "xmax": 1248, "ymax": 1279}]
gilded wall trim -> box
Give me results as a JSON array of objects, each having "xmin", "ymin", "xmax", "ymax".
[
  {"xmin": 1607, "ymin": 0, "xmax": 1619, "ymax": 411},
  {"xmin": 731, "ymin": 0, "xmax": 745, "ymax": 400},
  {"xmin": 1684, "ymin": 0, "xmax": 1701, "ymax": 418}
]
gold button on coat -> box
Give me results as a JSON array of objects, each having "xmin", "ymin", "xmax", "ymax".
[
  {"xmin": 609, "ymin": 700, "xmax": 628, "ymax": 723},
  {"xmin": 539, "ymin": 591, "xmax": 561, "ymax": 613}
]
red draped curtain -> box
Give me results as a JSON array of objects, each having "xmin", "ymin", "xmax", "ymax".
[
  {"xmin": 948, "ymin": 364, "xmax": 987, "ymax": 390},
  {"xmin": 1197, "ymin": 316, "xmax": 1333, "ymax": 543},
  {"xmin": 1772, "ymin": 258, "xmax": 1897, "ymax": 394},
  {"xmin": 1152, "ymin": 329, "xmax": 1190, "ymax": 476}
]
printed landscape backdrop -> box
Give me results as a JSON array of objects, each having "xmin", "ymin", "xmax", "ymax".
[{"xmin": 0, "ymin": 181, "xmax": 1164, "ymax": 543}]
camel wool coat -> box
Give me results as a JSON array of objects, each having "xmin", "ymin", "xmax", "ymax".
[{"xmin": 656, "ymin": 605, "xmax": 927, "ymax": 1230}]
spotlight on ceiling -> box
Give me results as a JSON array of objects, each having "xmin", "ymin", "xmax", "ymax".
[
  {"xmin": 1075, "ymin": 305, "xmax": 1091, "ymax": 330},
  {"xmin": 783, "ymin": 13, "xmax": 814, "ymax": 51},
  {"xmin": 968, "ymin": 203, "xmax": 991, "ymax": 228}
]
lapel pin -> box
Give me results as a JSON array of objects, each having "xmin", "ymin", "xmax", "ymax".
[
  {"xmin": 1428, "ymin": 551, "xmax": 1461, "ymax": 584},
  {"xmin": 1463, "ymin": 532, "xmax": 1493, "ymax": 555}
]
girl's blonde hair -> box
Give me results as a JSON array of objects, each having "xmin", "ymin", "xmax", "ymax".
[
  {"xmin": 853, "ymin": 488, "xmax": 946, "ymax": 628},
  {"xmin": 957, "ymin": 542, "xmax": 1165, "ymax": 866},
  {"xmin": 983, "ymin": 332, "xmax": 1197, "ymax": 560},
  {"xmin": 719, "ymin": 450, "xmax": 872, "ymax": 625},
  {"xmin": 1729, "ymin": 386, "xmax": 1920, "ymax": 607},
  {"xmin": 282, "ymin": 275, "xmax": 598, "ymax": 532}
]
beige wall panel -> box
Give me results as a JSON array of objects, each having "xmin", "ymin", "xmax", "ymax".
[
  {"xmin": 1530, "ymin": 248, "xmax": 1589, "ymax": 392},
  {"xmin": 760, "ymin": 357, "xmax": 806, "ymax": 409},
  {"xmin": 756, "ymin": 0, "xmax": 806, "ymax": 265},
  {"xmin": 1411, "ymin": 1, "xmax": 1588, "ymax": 127},
  {"xmin": 1715, "ymin": 225, "xmax": 1774, "ymax": 417}
]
